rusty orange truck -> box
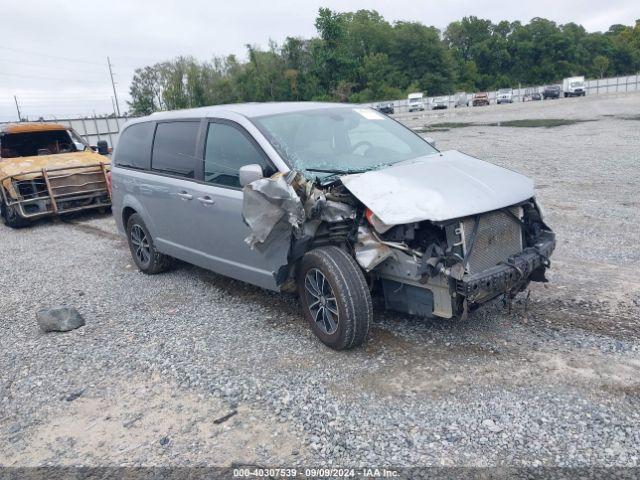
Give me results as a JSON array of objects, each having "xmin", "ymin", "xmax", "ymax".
[{"xmin": 0, "ymin": 122, "xmax": 111, "ymax": 228}]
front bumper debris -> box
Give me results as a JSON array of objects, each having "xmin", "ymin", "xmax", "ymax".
[{"xmin": 457, "ymin": 231, "xmax": 556, "ymax": 303}]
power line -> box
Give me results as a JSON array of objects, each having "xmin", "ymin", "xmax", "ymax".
[
  {"xmin": 0, "ymin": 56, "xmax": 105, "ymax": 70},
  {"xmin": 0, "ymin": 72, "xmax": 107, "ymax": 83},
  {"xmin": 0, "ymin": 45, "xmax": 104, "ymax": 66}
]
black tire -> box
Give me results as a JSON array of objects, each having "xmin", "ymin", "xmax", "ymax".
[
  {"xmin": 0, "ymin": 196, "xmax": 29, "ymax": 229},
  {"xmin": 126, "ymin": 213, "xmax": 172, "ymax": 274},
  {"xmin": 297, "ymin": 246, "xmax": 372, "ymax": 350}
]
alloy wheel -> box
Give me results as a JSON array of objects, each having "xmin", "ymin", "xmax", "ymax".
[
  {"xmin": 304, "ymin": 268, "xmax": 339, "ymax": 335},
  {"xmin": 130, "ymin": 224, "xmax": 151, "ymax": 265}
]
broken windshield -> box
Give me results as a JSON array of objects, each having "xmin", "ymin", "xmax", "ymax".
[{"xmin": 251, "ymin": 107, "xmax": 438, "ymax": 176}]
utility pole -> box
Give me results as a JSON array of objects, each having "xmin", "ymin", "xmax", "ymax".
[
  {"xmin": 107, "ymin": 56, "xmax": 121, "ymax": 116},
  {"xmin": 14, "ymin": 95, "xmax": 22, "ymax": 121}
]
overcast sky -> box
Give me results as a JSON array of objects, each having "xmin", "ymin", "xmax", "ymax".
[{"xmin": 1, "ymin": 0, "xmax": 637, "ymax": 122}]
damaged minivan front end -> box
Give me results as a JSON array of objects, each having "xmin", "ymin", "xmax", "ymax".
[
  {"xmin": 354, "ymin": 200, "xmax": 554, "ymax": 319},
  {"xmin": 242, "ymin": 160, "xmax": 554, "ymax": 324},
  {"xmin": 242, "ymin": 106, "xmax": 555, "ymax": 333}
]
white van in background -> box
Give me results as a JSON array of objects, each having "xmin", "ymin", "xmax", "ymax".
[
  {"xmin": 407, "ymin": 92, "xmax": 425, "ymax": 112},
  {"xmin": 562, "ymin": 76, "xmax": 586, "ymax": 97}
]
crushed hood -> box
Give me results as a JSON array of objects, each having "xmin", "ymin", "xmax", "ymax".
[{"xmin": 340, "ymin": 150, "xmax": 535, "ymax": 224}]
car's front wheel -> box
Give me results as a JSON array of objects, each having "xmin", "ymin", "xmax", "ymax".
[
  {"xmin": 0, "ymin": 197, "xmax": 29, "ymax": 229},
  {"xmin": 297, "ymin": 246, "xmax": 372, "ymax": 350},
  {"xmin": 126, "ymin": 213, "xmax": 172, "ymax": 274}
]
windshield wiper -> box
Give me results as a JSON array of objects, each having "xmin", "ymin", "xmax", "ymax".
[{"xmin": 305, "ymin": 167, "xmax": 366, "ymax": 174}]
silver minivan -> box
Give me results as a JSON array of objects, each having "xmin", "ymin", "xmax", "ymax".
[{"xmin": 112, "ymin": 102, "xmax": 555, "ymax": 350}]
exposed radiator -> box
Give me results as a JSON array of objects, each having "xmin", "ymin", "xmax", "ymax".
[{"xmin": 460, "ymin": 207, "xmax": 523, "ymax": 274}]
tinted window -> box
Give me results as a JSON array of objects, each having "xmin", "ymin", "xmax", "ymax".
[
  {"xmin": 151, "ymin": 121, "xmax": 199, "ymax": 178},
  {"xmin": 204, "ymin": 122, "xmax": 271, "ymax": 188},
  {"xmin": 114, "ymin": 122, "xmax": 154, "ymax": 169}
]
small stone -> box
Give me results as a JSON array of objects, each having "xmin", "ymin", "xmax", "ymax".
[
  {"xmin": 37, "ymin": 307, "xmax": 85, "ymax": 333},
  {"xmin": 159, "ymin": 436, "xmax": 170, "ymax": 446},
  {"xmin": 482, "ymin": 419, "xmax": 504, "ymax": 433},
  {"xmin": 8, "ymin": 424, "xmax": 21, "ymax": 434},
  {"xmin": 65, "ymin": 389, "xmax": 85, "ymax": 402}
]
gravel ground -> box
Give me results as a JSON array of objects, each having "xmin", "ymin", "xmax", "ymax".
[{"xmin": 1, "ymin": 92, "xmax": 639, "ymax": 469}]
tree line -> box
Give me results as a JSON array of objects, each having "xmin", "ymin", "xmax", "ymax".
[{"xmin": 128, "ymin": 9, "xmax": 640, "ymax": 115}]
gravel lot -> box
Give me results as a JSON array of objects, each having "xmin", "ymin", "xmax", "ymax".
[{"xmin": 1, "ymin": 92, "xmax": 639, "ymax": 469}]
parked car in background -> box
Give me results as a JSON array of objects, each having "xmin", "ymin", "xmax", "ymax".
[
  {"xmin": 0, "ymin": 122, "xmax": 111, "ymax": 228},
  {"xmin": 431, "ymin": 96, "xmax": 449, "ymax": 110},
  {"xmin": 543, "ymin": 85, "xmax": 561, "ymax": 99},
  {"xmin": 472, "ymin": 92, "xmax": 490, "ymax": 106},
  {"xmin": 375, "ymin": 102, "xmax": 394, "ymax": 115},
  {"xmin": 523, "ymin": 92, "xmax": 542, "ymax": 102},
  {"xmin": 111, "ymin": 102, "xmax": 554, "ymax": 350},
  {"xmin": 563, "ymin": 76, "xmax": 586, "ymax": 97},
  {"xmin": 407, "ymin": 92, "xmax": 425, "ymax": 112},
  {"xmin": 496, "ymin": 88, "xmax": 513, "ymax": 104},
  {"xmin": 454, "ymin": 92, "xmax": 471, "ymax": 108}
]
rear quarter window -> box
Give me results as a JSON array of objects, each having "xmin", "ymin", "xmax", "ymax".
[
  {"xmin": 113, "ymin": 122, "xmax": 154, "ymax": 170},
  {"xmin": 151, "ymin": 121, "xmax": 199, "ymax": 178}
]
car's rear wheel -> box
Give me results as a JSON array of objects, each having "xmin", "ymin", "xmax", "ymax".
[
  {"xmin": 297, "ymin": 246, "xmax": 372, "ymax": 350},
  {"xmin": 0, "ymin": 197, "xmax": 29, "ymax": 229},
  {"xmin": 126, "ymin": 213, "xmax": 172, "ymax": 274}
]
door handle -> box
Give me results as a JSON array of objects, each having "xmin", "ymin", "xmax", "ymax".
[
  {"xmin": 177, "ymin": 191, "xmax": 193, "ymax": 200},
  {"xmin": 198, "ymin": 196, "xmax": 215, "ymax": 205}
]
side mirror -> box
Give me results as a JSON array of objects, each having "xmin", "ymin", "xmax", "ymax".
[
  {"xmin": 424, "ymin": 136, "xmax": 436, "ymax": 148},
  {"xmin": 97, "ymin": 140, "xmax": 109, "ymax": 155},
  {"xmin": 239, "ymin": 164, "xmax": 264, "ymax": 187}
]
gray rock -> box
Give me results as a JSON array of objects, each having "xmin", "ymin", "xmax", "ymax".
[
  {"xmin": 482, "ymin": 419, "xmax": 504, "ymax": 433},
  {"xmin": 37, "ymin": 307, "xmax": 85, "ymax": 332}
]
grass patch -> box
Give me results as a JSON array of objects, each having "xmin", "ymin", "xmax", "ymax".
[
  {"xmin": 485, "ymin": 119, "xmax": 593, "ymax": 128},
  {"xmin": 417, "ymin": 118, "xmax": 594, "ymax": 132},
  {"xmin": 419, "ymin": 122, "xmax": 474, "ymax": 131}
]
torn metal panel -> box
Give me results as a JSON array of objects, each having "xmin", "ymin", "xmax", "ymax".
[
  {"xmin": 304, "ymin": 186, "xmax": 356, "ymax": 223},
  {"xmin": 354, "ymin": 225, "xmax": 394, "ymax": 271},
  {"xmin": 242, "ymin": 172, "xmax": 305, "ymax": 249}
]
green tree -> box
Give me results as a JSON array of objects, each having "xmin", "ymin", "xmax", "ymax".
[
  {"xmin": 593, "ymin": 55, "xmax": 610, "ymax": 78},
  {"xmin": 127, "ymin": 10, "xmax": 640, "ymax": 115}
]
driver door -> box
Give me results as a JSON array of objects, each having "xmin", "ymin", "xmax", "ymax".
[{"xmin": 188, "ymin": 119, "xmax": 288, "ymax": 290}]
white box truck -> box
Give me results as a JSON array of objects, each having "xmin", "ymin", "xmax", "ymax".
[
  {"xmin": 408, "ymin": 92, "xmax": 425, "ymax": 112},
  {"xmin": 562, "ymin": 76, "xmax": 586, "ymax": 97}
]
